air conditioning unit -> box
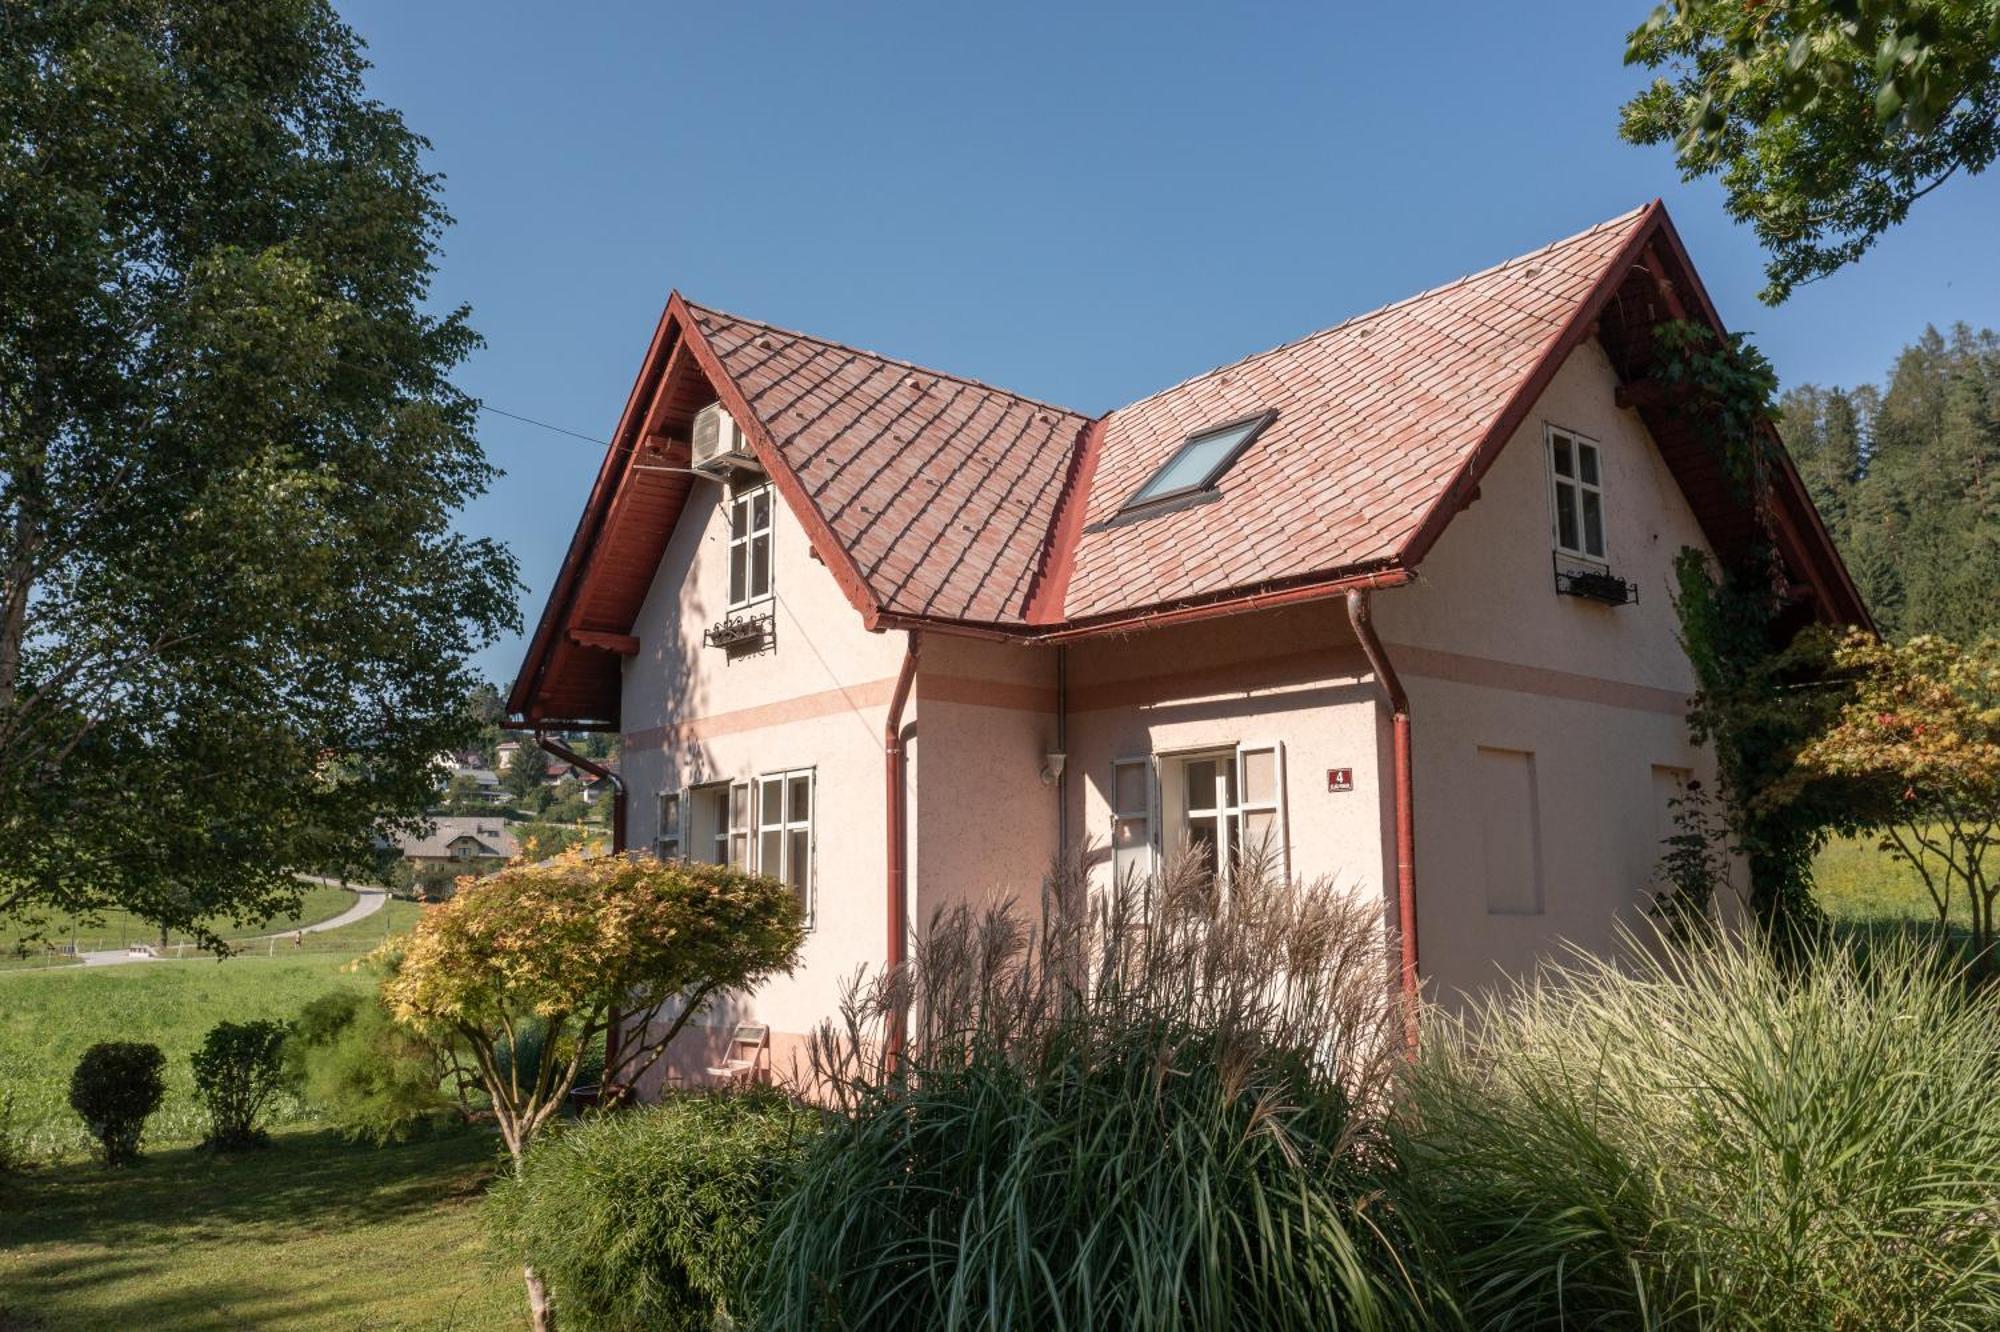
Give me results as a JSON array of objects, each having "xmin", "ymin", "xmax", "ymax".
[{"xmin": 690, "ymin": 402, "xmax": 762, "ymax": 480}]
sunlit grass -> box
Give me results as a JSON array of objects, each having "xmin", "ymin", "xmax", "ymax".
[
  {"xmin": 1812, "ymin": 831, "xmax": 1996, "ymax": 929},
  {"xmin": 0, "ymin": 1126, "xmax": 516, "ymax": 1332}
]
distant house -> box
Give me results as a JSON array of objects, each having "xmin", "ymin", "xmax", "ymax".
[
  {"xmin": 435, "ymin": 756, "xmax": 507, "ymax": 805},
  {"xmin": 392, "ymin": 816, "xmax": 519, "ymax": 872},
  {"xmin": 496, "ymin": 739, "xmax": 524, "ymax": 771},
  {"xmin": 508, "ymin": 201, "xmax": 1867, "ymax": 1090}
]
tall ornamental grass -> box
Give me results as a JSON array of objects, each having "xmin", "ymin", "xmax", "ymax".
[
  {"xmin": 1394, "ymin": 932, "xmax": 2000, "ymax": 1331},
  {"xmin": 755, "ymin": 854, "xmax": 1438, "ymax": 1331}
]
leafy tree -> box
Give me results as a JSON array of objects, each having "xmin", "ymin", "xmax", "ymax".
[
  {"xmin": 379, "ymin": 851, "xmax": 804, "ymax": 1330},
  {"xmin": 1623, "ymin": 0, "xmax": 2000, "ymax": 301},
  {"xmin": 0, "ymin": 1, "xmax": 518, "ymax": 948},
  {"xmin": 1793, "ymin": 631, "xmax": 2000, "ymax": 971},
  {"xmin": 503, "ymin": 739, "xmax": 552, "ymax": 805}
]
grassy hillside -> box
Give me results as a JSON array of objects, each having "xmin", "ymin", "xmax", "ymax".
[
  {"xmin": 1, "ymin": 882, "xmax": 365, "ymax": 969},
  {"xmin": 0, "ymin": 899, "xmax": 422, "ymax": 1162}
]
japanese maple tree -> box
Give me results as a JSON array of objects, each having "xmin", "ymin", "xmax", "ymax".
[{"xmin": 1795, "ymin": 631, "xmax": 2000, "ymax": 971}]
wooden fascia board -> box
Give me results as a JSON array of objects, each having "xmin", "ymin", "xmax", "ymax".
[
  {"xmin": 538, "ymin": 336, "xmax": 694, "ymax": 721},
  {"xmin": 507, "ymin": 301, "xmax": 680, "ymax": 722},
  {"xmin": 666, "ymin": 292, "xmax": 887, "ymax": 628},
  {"xmin": 1396, "ymin": 201, "xmax": 1666, "ymax": 570}
]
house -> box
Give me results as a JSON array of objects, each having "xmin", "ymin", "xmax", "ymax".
[
  {"xmin": 391, "ymin": 816, "xmax": 520, "ymax": 871},
  {"xmin": 508, "ymin": 202, "xmax": 1866, "ymax": 1090},
  {"xmin": 496, "ymin": 739, "xmax": 524, "ymax": 771},
  {"xmin": 433, "ymin": 753, "xmax": 507, "ymax": 805}
]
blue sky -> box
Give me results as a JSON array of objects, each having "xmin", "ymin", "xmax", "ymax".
[{"xmin": 332, "ymin": 1, "xmax": 2000, "ymax": 686}]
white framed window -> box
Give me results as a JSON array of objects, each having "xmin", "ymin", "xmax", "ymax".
[
  {"xmin": 687, "ymin": 782, "xmax": 740, "ymax": 866},
  {"xmin": 728, "ymin": 484, "xmax": 774, "ymax": 609},
  {"xmin": 756, "ymin": 768, "xmax": 814, "ymax": 922},
  {"xmin": 1546, "ymin": 425, "xmax": 1606, "ymax": 563},
  {"xmin": 656, "ymin": 790, "xmax": 683, "ymax": 860},
  {"xmin": 1110, "ymin": 757, "xmax": 1155, "ymax": 885},
  {"xmin": 1150, "ymin": 741, "xmax": 1289, "ymax": 885}
]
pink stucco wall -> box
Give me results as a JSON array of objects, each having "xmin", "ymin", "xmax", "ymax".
[
  {"xmin": 1374, "ymin": 338, "xmax": 1728, "ymax": 1000},
  {"xmin": 620, "ymin": 480, "xmax": 912, "ymax": 1090}
]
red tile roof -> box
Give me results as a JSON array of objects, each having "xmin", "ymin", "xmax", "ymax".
[
  {"xmin": 1063, "ymin": 207, "xmax": 1650, "ymax": 621},
  {"xmin": 510, "ymin": 201, "xmax": 1867, "ymax": 728},
  {"xmin": 686, "ymin": 304, "xmax": 1092, "ymax": 624}
]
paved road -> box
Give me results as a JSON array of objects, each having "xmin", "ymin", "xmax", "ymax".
[{"xmin": 76, "ymin": 882, "xmax": 388, "ymax": 967}]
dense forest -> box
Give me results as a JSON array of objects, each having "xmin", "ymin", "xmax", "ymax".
[{"xmin": 1778, "ymin": 325, "xmax": 2000, "ymax": 642}]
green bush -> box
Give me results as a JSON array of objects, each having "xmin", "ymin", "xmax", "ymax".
[
  {"xmin": 285, "ymin": 990, "xmax": 458, "ymax": 1144},
  {"xmin": 190, "ymin": 1019, "xmax": 289, "ymax": 1149},
  {"xmin": 1393, "ymin": 932, "xmax": 2000, "ymax": 1330},
  {"xmin": 756, "ymin": 857, "xmax": 1429, "ymax": 1331},
  {"xmin": 68, "ymin": 1041, "xmax": 166, "ymax": 1166},
  {"xmin": 0, "ymin": 1088, "xmax": 20, "ymax": 1173},
  {"xmin": 487, "ymin": 1089, "xmax": 820, "ymax": 1331}
]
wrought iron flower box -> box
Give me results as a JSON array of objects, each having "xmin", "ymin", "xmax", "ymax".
[
  {"xmin": 1554, "ymin": 566, "xmax": 1638, "ymax": 606},
  {"xmin": 704, "ymin": 609, "xmax": 774, "ymax": 651}
]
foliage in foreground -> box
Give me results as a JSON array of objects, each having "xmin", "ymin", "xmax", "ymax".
[
  {"xmin": 758, "ymin": 855, "xmax": 1431, "ymax": 1331},
  {"xmin": 285, "ymin": 990, "xmax": 460, "ymax": 1145},
  {"xmin": 1793, "ymin": 630, "xmax": 2000, "ymax": 972},
  {"xmin": 67, "ymin": 1041, "xmax": 165, "ymax": 1167},
  {"xmin": 381, "ymin": 851, "xmax": 804, "ymax": 1332},
  {"xmin": 1395, "ymin": 932, "xmax": 2000, "ymax": 1330},
  {"xmin": 0, "ymin": 0, "xmax": 518, "ymax": 948},
  {"xmin": 191, "ymin": 1019, "xmax": 289, "ymax": 1150},
  {"xmin": 1622, "ymin": 0, "xmax": 2000, "ymax": 302},
  {"xmin": 488, "ymin": 1090, "xmax": 820, "ymax": 1332},
  {"xmin": 380, "ymin": 851, "xmax": 805, "ymax": 1163}
]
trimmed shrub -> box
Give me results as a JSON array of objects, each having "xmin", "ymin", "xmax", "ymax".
[
  {"xmin": 487, "ymin": 1089, "xmax": 820, "ymax": 1331},
  {"xmin": 68, "ymin": 1041, "xmax": 166, "ymax": 1166},
  {"xmin": 1393, "ymin": 933, "xmax": 2000, "ymax": 1330},
  {"xmin": 757, "ymin": 855, "xmax": 1432, "ymax": 1330},
  {"xmin": 285, "ymin": 990, "xmax": 457, "ymax": 1144},
  {"xmin": 190, "ymin": 1019, "xmax": 289, "ymax": 1149}
]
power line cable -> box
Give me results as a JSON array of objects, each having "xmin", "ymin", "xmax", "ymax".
[{"xmin": 474, "ymin": 402, "xmax": 611, "ymax": 449}]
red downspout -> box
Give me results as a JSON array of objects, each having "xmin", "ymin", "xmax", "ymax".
[
  {"xmin": 534, "ymin": 731, "xmax": 631, "ymax": 1098},
  {"xmin": 1344, "ymin": 591, "xmax": 1420, "ymax": 1048},
  {"xmin": 883, "ymin": 633, "xmax": 922, "ymax": 1067}
]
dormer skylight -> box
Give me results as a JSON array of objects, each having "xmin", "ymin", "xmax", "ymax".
[{"xmin": 1122, "ymin": 410, "xmax": 1275, "ymax": 513}]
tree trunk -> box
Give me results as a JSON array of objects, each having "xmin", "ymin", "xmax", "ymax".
[{"xmin": 524, "ymin": 1265, "xmax": 553, "ymax": 1332}]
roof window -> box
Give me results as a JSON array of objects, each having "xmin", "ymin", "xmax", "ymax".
[{"xmin": 1122, "ymin": 411, "xmax": 1274, "ymax": 512}]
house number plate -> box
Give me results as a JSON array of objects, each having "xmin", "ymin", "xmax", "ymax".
[{"xmin": 1327, "ymin": 768, "xmax": 1354, "ymax": 793}]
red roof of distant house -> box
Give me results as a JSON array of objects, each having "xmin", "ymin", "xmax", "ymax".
[{"xmin": 510, "ymin": 201, "xmax": 1866, "ymax": 728}]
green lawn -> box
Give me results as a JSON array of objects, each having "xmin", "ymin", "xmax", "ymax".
[
  {"xmin": 1, "ymin": 882, "xmax": 367, "ymax": 969},
  {"xmin": 0, "ymin": 899, "xmax": 425, "ymax": 1163},
  {"xmin": 0, "ymin": 1127, "xmax": 520, "ymax": 1331},
  {"xmin": 1811, "ymin": 831, "xmax": 1995, "ymax": 928}
]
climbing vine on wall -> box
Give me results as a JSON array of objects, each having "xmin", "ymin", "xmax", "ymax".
[
  {"xmin": 1649, "ymin": 320, "xmax": 1784, "ymax": 499},
  {"xmin": 1655, "ymin": 320, "xmax": 1846, "ymax": 942}
]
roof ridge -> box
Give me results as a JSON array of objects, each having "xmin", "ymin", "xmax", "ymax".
[
  {"xmin": 1108, "ymin": 204, "xmax": 1655, "ymax": 416},
  {"xmin": 682, "ymin": 299, "xmax": 1093, "ymax": 422}
]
